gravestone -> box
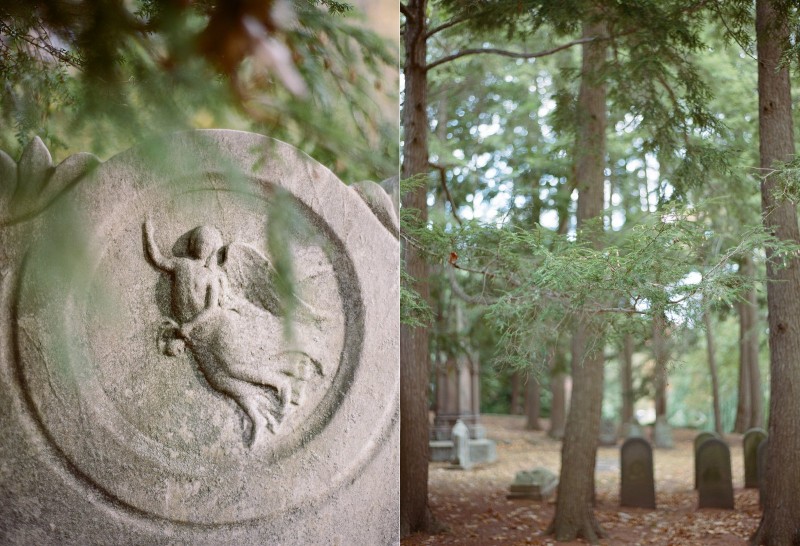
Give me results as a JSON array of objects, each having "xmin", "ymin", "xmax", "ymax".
[
  {"xmin": 506, "ymin": 467, "xmax": 557, "ymax": 501},
  {"xmin": 0, "ymin": 132, "xmax": 399, "ymax": 544},
  {"xmin": 652, "ymin": 415, "xmax": 674, "ymax": 448},
  {"xmin": 620, "ymin": 438, "xmax": 656, "ymax": 509},
  {"xmin": 599, "ymin": 418, "xmax": 618, "ymax": 446},
  {"xmin": 451, "ymin": 419, "xmax": 472, "ymax": 470},
  {"xmin": 696, "ymin": 438, "xmax": 734, "ymax": 509},
  {"xmin": 757, "ymin": 439, "xmax": 768, "ymax": 509},
  {"xmin": 743, "ymin": 427, "xmax": 767, "ymax": 488},
  {"xmin": 429, "ymin": 349, "xmax": 496, "ymax": 464},
  {"xmin": 694, "ymin": 431, "xmax": 720, "ymax": 489}
]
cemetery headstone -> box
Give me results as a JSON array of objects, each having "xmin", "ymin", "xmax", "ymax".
[
  {"xmin": 507, "ymin": 467, "xmax": 558, "ymax": 501},
  {"xmin": 0, "ymin": 131, "xmax": 400, "ymax": 544},
  {"xmin": 696, "ymin": 438, "xmax": 735, "ymax": 509},
  {"xmin": 757, "ymin": 439, "xmax": 768, "ymax": 509},
  {"xmin": 694, "ymin": 431, "xmax": 720, "ymax": 489},
  {"xmin": 652, "ymin": 415, "xmax": 674, "ymax": 448},
  {"xmin": 620, "ymin": 437, "xmax": 656, "ymax": 509},
  {"xmin": 599, "ymin": 418, "xmax": 618, "ymax": 446},
  {"xmin": 743, "ymin": 427, "xmax": 767, "ymax": 488},
  {"xmin": 451, "ymin": 419, "xmax": 472, "ymax": 470}
]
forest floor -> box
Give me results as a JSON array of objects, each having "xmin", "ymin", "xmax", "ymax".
[{"xmin": 402, "ymin": 414, "xmax": 760, "ymax": 546}]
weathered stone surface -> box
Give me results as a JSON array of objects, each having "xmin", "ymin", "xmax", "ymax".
[
  {"xmin": 451, "ymin": 419, "xmax": 472, "ymax": 470},
  {"xmin": 506, "ymin": 467, "xmax": 557, "ymax": 500},
  {"xmin": 0, "ymin": 130, "xmax": 399, "ymax": 544},
  {"xmin": 620, "ymin": 437, "xmax": 656, "ymax": 509},
  {"xmin": 743, "ymin": 427, "xmax": 767, "ymax": 489},
  {"xmin": 693, "ymin": 431, "xmax": 720, "ymax": 489},
  {"xmin": 697, "ymin": 438, "xmax": 734, "ymax": 509}
]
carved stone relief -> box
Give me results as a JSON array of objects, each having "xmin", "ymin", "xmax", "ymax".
[{"xmin": 0, "ymin": 131, "xmax": 399, "ymax": 543}]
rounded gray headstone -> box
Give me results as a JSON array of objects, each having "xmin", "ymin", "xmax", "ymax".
[
  {"xmin": 743, "ymin": 427, "xmax": 767, "ymax": 489},
  {"xmin": 696, "ymin": 438, "xmax": 734, "ymax": 510},
  {"xmin": 620, "ymin": 437, "xmax": 656, "ymax": 509},
  {"xmin": 694, "ymin": 431, "xmax": 720, "ymax": 489}
]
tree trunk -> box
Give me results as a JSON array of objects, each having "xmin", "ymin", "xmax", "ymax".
[
  {"xmin": 651, "ymin": 311, "xmax": 673, "ymax": 448},
  {"xmin": 743, "ymin": 255, "xmax": 763, "ymax": 430},
  {"xmin": 704, "ymin": 311, "xmax": 724, "ymax": 437},
  {"xmin": 652, "ymin": 312, "xmax": 668, "ymax": 420},
  {"xmin": 400, "ymin": 0, "xmax": 436, "ymax": 537},
  {"xmin": 525, "ymin": 371, "xmax": 542, "ymax": 431},
  {"xmin": 548, "ymin": 16, "xmax": 607, "ymax": 543},
  {"xmin": 734, "ymin": 298, "xmax": 752, "ymax": 433},
  {"xmin": 751, "ymin": 1, "xmax": 800, "ymax": 543},
  {"xmin": 549, "ymin": 369, "xmax": 567, "ymax": 439},
  {"xmin": 510, "ymin": 370, "xmax": 524, "ymax": 415},
  {"xmin": 620, "ymin": 333, "xmax": 635, "ymax": 431}
]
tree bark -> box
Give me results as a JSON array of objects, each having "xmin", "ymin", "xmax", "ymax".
[
  {"xmin": 510, "ymin": 370, "xmax": 524, "ymax": 415},
  {"xmin": 734, "ymin": 298, "xmax": 752, "ymax": 433},
  {"xmin": 743, "ymin": 255, "xmax": 763, "ymax": 430},
  {"xmin": 548, "ymin": 369, "xmax": 567, "ymax": 439},
  {"xmin": 652, "ymin": 312, "xmax": 668, "ymax": 420},
  {"xmin": 704, "ymin": 311, "xmax": 724, "ymax": 437},
  {"xmin": 620, "ymin": 333, "xmax": 635, "ymax": 431},
  {"xmin": 525, "ymin": 371, "xmax": 542, "ymax": 431},
  {"xmin": 548, "ymin": 15, "xmax": 607, "ymax": 543},
  {"xmin": 751, "ymin": 1, "xmax": 800, "ymax": 543},
  {"xmin": 400, "ymin": 0, "xmax": 436, "ymax": 537}
]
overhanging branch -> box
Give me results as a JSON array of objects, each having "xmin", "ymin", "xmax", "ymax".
[
  {"xmin": 425, "ymin": 15, "xmax": 472, "ymax": 40},
  {"xmin": 426, "ymin": 35, "xmax": 600, "ymax": 72}
]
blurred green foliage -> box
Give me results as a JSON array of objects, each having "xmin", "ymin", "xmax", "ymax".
[{"xmin": 0, "ymin": 0, "xmax": 398, "ymax": 183}]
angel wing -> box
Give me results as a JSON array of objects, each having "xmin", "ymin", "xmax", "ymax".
[
  {"xmin": 221, "ymin": 242, "xmax": 321, "ymax": 321},
  {"xmin": 222, "ymin": 242, "xmax": 283, "ymax": 316}
]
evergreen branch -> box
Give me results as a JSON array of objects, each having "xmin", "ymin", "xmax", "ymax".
[
  {"xmin": 445, "ymin": 265, "xmax": 501, "ymax": 305},
  {"xmin": 0, "ymin": 21, "xmax": 84, "ymax": 69},
  {"xmin": 429, "ymin": 161, "xmax": 463, "ymax": 226},
  {"xmin": 425, "ymin": 15, "xmax": 472, "ymax": 40},
  {"xmin": 654, "ymin": 72, "xmax": 691, "ymax": 149},
  {"xmin": 425, "ymin": 35, "xmax": 600, "ymax": 72}
]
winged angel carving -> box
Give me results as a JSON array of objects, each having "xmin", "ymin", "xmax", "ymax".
[{"xmin": 143, "ymin": 219, "xmax": 324, "ymax": 447}]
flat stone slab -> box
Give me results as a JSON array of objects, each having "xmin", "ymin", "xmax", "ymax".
[
  {"xmin": 507, "ymin": 467, "xmax": 557, "ymax": 500},
  {"xmin": 0, "ymin": 131, "xmax": 399, "ymax": 544},
  {"xmin": 429, "ymin": 438, "xmax": 497, "ymax": 464}
]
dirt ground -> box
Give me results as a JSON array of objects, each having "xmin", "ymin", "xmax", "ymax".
[{"xmin": 402, "ymin": 414, "xmax": 761, "ymax": 545}]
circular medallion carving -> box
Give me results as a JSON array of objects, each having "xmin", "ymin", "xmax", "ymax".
[{"xmin": 11, "ymin": 133, "xmax": 398, "ymax": 525}]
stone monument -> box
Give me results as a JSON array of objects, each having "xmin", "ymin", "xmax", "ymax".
[
  {"xmin": 0, "ymin": 131, "xmax": 399, "ymax": 544},
  {"xmin": 743, "ymin": 427, "xmax": 767, "ymax": 489},
  {"xmin": 451, "ymin": 419, "xmax": 472, "ymax": 470},
  {"xmin": 620, "ymin": 437, "xmax": 656, "ymax": 509},
  {"xmin": 696, "ymin": 438, "xmax": 734, "ymax": 510},
  {"xmin": 693, "ymin": 431, "xmax": 720, "ymax": 489},
  {"xmin": 506, "ymin": 467, "xmax": 558, "ymax": 501},
  {"xmin": 429, "ymin": 350, "xmax": 496, "ymax": 464}
]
